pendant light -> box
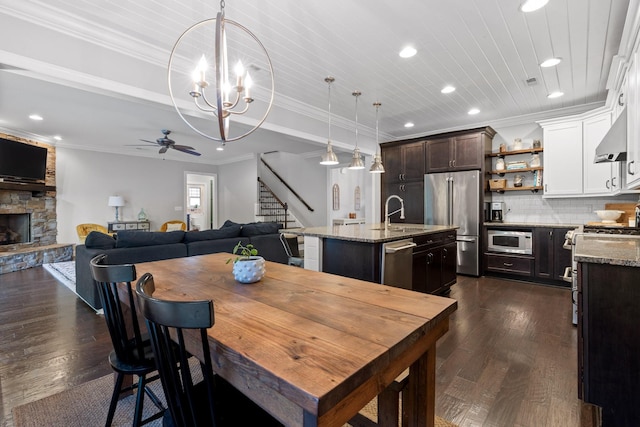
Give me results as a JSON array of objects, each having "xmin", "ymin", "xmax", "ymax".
[
  {"xmin": 369, "ymin": 102, "xmax": 385, "ymax": 173},
  {"xmin": 320, "ymin": 76, "xmax": 339, "ymax": 165},
  {"xmin": 348, "ymin": 90, "xmax": 365, "ymax": 170}
]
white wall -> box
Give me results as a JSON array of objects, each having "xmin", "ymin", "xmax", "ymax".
[
  {"xmin": 56, "ymin": 148, "xmax": 217, "ymax": 243},
  {"xmin": 217, "ymin": 157, "xmax": 258, "ymax": 225}
]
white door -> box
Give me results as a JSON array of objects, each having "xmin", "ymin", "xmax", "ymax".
[{"xmin": 185, "ymin": 173, "xmax": 217, "ymax": 230}]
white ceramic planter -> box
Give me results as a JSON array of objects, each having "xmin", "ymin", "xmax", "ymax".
[{"xmin": 232, "ymin": 256, "xmax": 266, "ymax": 284}]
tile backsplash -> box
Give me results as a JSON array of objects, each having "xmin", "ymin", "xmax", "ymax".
[{"xmin": 491, "ymin": 193, "xmax": 638, "ymax": 225}]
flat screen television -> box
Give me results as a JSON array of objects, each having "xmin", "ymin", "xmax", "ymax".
[{"xmin": 0, "ymin": 138, "xmax": 48, "ymax": 183}]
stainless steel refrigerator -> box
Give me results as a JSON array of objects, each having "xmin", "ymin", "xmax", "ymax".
[{"xmin": 424, "ymin": 170, "xmax": 480, "ymax": 276}]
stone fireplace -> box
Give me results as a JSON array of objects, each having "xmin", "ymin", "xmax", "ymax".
[{"xmin": 0, "ymin": 134, "xmax": 73, "ymax": 274}]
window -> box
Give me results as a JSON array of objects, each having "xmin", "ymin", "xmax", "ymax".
[{"xmin": 188, "ymin": 186, "xmax": 201, "ymax": 208}]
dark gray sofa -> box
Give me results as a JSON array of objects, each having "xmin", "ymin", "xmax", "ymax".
[{"xmin": 75, "ymin": 221, "xmax": 288, "ymax": 310}]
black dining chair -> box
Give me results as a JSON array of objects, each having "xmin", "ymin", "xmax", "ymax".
[
  {"xmin": 89, "ymin": 254, "xmax": 165, "ymax": 427},
  {"xmin": 135, "ymin": 273, "xmax": 283, "ymax": 427},
  {"xmin": 279, "ymin": 233, "xmax": 304, "ymax": 267}
]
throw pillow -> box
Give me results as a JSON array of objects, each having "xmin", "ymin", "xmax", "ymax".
[
  {"xmin": 183, "ymin": 224, "xmax": 242, "ymax": 243},
  {"xmin": 240, "ymin": 222, "xmax": 281, "ymax": 237},
  {"xmin": 84, "ymin": 231, "xmax": 116, "ymax": 249},
  {"xmin": 165, "ymin": 222, "xmax": 184, "ymax": 232},
  {"xmin": 115, "ymin": 230, "xmax": 185, "ymax": 248},
  {"xmin": 221, "ymin": 219, "xmax": 240, "ymax": 228}
]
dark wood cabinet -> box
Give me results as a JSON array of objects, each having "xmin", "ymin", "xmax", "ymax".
[
  {"xmin": 381, "ymin": 141, "xmax": 425, "ymax": 183},
  {"xmin": 484, "ymin": 226, "xmax": 574, "ymax": 286},
  {"xmin": 413, "ymin": 232, "xmax": 457, "ymax": 295},
  {"xmin": 381, "ymin": 141, "xmax": 425, "ymax": 224},
  {"xmin": 381, "ymin": 180, "xmax": 424, "ymax": 224},
  {"xmin": 425, "ymin": 131, "xmax": 489, "ymax": 173},
  {"xmin": 578, "ymin": 262, "xmax": 640, "ymax": 426},
  {"xmin": 534, "ymin": 227, "xmax": 572, "ymax": 285}
]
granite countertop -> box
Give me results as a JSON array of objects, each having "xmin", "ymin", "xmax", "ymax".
[
  {"xmin": 574, "ymin": 234, "xmax": 640, "ymax": 267},
  {"xmin": 484, "ymin": 222, "xmax": 580, "ymax": 229},
  {"xmin": 284, "ymin": 223, "xmax": 458, "ymax": 243}
]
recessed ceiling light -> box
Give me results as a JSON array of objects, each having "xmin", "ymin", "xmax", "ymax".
[
  {"xmin": 519, "ymin": 0, "xmax": 549, "ymax": 12},
  {"xmin": 468, "ymin": 108, "xmax": 480, "ymax": 115},
  {"xmin": 29, "ymin": 114, "xmax": 43, "ymax": 121},
  {"xmin": 399, "ymin": 46, "xmax": 417, "ymax": 58},
  {"xmin": 404, "ymin": 122, "xmax": 414, "ymax": 128},
  {"xmin": 216, "ymin": 146, "xmax": 224, "ymax": 151},
  {"xmin": 53, "ymin": 135, "xmax": 62, "ymax": 141},
  {"xmin": 548, "ymin": 91, "xmax": 564, "ymax": 99},
  {"xmin": 441, "ymin": 85, "xmax": 456, "ymax": 94},
  {"xmin": 540, "ymin": 57, "xmax": 562, "ymax": 67}
]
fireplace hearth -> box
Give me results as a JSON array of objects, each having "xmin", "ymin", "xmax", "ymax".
[{"xmin": 0, "ymin": 213, "xmax": 30, "ymax": 245}]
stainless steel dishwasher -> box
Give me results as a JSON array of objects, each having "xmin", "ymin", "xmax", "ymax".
[{"xmin": 381, "ymin": 238, "xmax": 416, "ymax": 289}]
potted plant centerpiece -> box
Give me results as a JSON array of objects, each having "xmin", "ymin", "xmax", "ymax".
[{"xmin": 226, "ymin": 241, "xmax": 265, "ymax": 284}]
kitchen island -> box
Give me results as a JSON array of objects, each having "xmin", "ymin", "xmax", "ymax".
[
  {"xmin": 574, "ymin": 234, "xmax": 640, "ymax": 426},
  {"xmin": 285, "ymin": 223, "xmax": 458, "ymax": 295}
]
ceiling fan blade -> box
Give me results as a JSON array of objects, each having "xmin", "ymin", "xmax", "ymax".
[
  {"xmin": 172, "ymin": 146, "xmax": 201, "ymax": 156},
  {"xmin": 139, "ymin": 139, "xmax": 159, "ymax": 145},
  {"xmin": 172, "ymin": 144, "xmax": 196, "ymax": 150},
  {"xmin": 159, "ymin": 146, "xmax": 169, "ymax": 154}
]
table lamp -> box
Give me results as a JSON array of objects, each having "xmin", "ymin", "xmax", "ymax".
[{"xmin": 108, "ymin": 196, "xmax": 125, "ymax": 221}]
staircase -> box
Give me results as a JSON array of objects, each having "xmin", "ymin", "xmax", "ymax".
[{"xmin": 256, "ymin": 178, "xmax": 300, "ymax": 229}]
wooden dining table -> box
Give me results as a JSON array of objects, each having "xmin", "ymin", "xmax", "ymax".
[{"xmin": 134, "ymin": 252, "xmax": 457, "ymax": 427}]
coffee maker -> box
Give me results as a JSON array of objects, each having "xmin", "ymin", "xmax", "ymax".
[{"xmin": 490, "ymin": 202, "xmax": 505, "ymax": 222}]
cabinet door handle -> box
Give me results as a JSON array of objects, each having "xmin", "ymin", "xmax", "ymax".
[
  {"xmin": 443, "ymin": 248, "xmax": 448, "ymax": 259},
  {"xmin": 612, "ymin": 176, "xmax": 617, "ymax": 188},
  {"xmin": 503, "ymin": 262, "xmax": 513, "ymax": 267},
  {"xmin": 606, "ymin": 179, "xmax": 610, "ymax": 189},
  {"xmin": 398, "ymin": 173, "xmax": 402, "ymax": 181},
  {"xmin": 452, "ymin": 159, "xmax": 456, "ymax": 167},
  {"xmin": 619, "ymin": 92, "xmax": 625, "ymax": 106},
  {"xmin": 629, "ymin": 160, "xmax": 635, "ymax": 175}
]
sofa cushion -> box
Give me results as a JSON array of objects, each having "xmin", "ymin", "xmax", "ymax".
[
  {"xmin": 186, "ymin": 237, "xmax": 250, "ymax": 257},
  {"xmin": 115, "ymin": 230, "xmax": 185, "ymax": 248},
  {"xmin": 183, "ymin": 224, "xmax": 242, "ymax": 243},
  {"xmin": 84, "ymin": 231, "xmax": 116, "ymax": 249},
  {"xmin": 240, "ymin": 222, "xmax": 281, "ymax": 237}
]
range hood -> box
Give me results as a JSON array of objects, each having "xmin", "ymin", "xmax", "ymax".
[{"xmin": 594, "ymin": 108, "xmax": 627, "ymax": 163}]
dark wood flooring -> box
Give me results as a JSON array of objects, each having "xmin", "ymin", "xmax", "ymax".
[{"xmin": 0, "ymin": 267, "xmax": 597, "ymax": 426}]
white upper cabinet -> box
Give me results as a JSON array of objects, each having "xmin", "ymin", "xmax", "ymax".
[
  {"xmin": 626, "ymin": 53, "xmax": 640, "ymax": 189},
  {"xmin": 539, "ymin": 109, "xmax": 621, "ymax": 197},
  {"xmin": 540, "ymin": 120, "xmax": 583, "ymax": 197},
  {"xmin": 583, "ymin": 111, "xmax": 621, "ymax": 195}
]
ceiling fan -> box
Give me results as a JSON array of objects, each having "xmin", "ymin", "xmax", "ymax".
[{"xmin": 130, "ymin": 129, "xmax": 201, "ymax": 156}]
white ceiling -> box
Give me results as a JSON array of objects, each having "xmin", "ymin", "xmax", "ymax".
[{"xmin": 0, "ymin": 0, "xmax": 633, "ymax": 165}]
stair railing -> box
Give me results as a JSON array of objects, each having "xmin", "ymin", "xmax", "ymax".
[
  {"xmin": 257, "ymin": 178, "xmax": 290, "ymax": 228},
  {"xmin": 260, "ymin": 157, "xmax": 314, "ymax": 212}
]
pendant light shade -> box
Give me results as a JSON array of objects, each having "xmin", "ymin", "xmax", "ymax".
[
  {"xmin": 348, "ymin": 90, "xmax": 365, "ymax": 170},
  {"xmin": 320, "ymin": 76, "xmax": 339, "ymax": 165},
  {"xmin": 369, "ymin": 102, "xmax": 385, "ymax": 173}
]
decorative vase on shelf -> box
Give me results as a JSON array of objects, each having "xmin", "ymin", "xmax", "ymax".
[
  {"xmin": 138, "ymin": 208, "xmax": 148, "ymax": 221},
  {"xmin": 232, "ymin": 256, "xmax": 265, "ymax": 284}
]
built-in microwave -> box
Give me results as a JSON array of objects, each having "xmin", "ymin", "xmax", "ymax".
[{"xmin": 487, "ymin": 229, "xmax": 533, "ymax": 254}]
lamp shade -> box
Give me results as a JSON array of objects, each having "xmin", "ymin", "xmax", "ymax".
[{"xmin": 108, "ymin": 196, "xmax": 125, "ymax": 207}]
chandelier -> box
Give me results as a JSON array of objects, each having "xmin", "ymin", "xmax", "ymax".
[
  {"xmin": 167, "ymin": 1, "xmax": 275, "ymax": 145},
  {"xmin": 348, "ymin": 90, "xmax": 365, "ymax": 170},
  {"xmin": 320, "ymin": 76, "xmax": 339, "ymax": 165},
  {"xmin": 369, "ymin": 102, "xmax": 385, "ymax": 173}
]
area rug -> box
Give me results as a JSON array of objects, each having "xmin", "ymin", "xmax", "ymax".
[
  {"xmin": 42, "ymin": 261, "xmax": 76, "ymax": 293},
  {"xmin": 12, "ymin": 372, "xmax": 457, "ymax": 427}
]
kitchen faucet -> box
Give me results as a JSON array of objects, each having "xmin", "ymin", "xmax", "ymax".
[{"xmin": 385, "ymin": 195, "xmax": 405, "ymax": 229}]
